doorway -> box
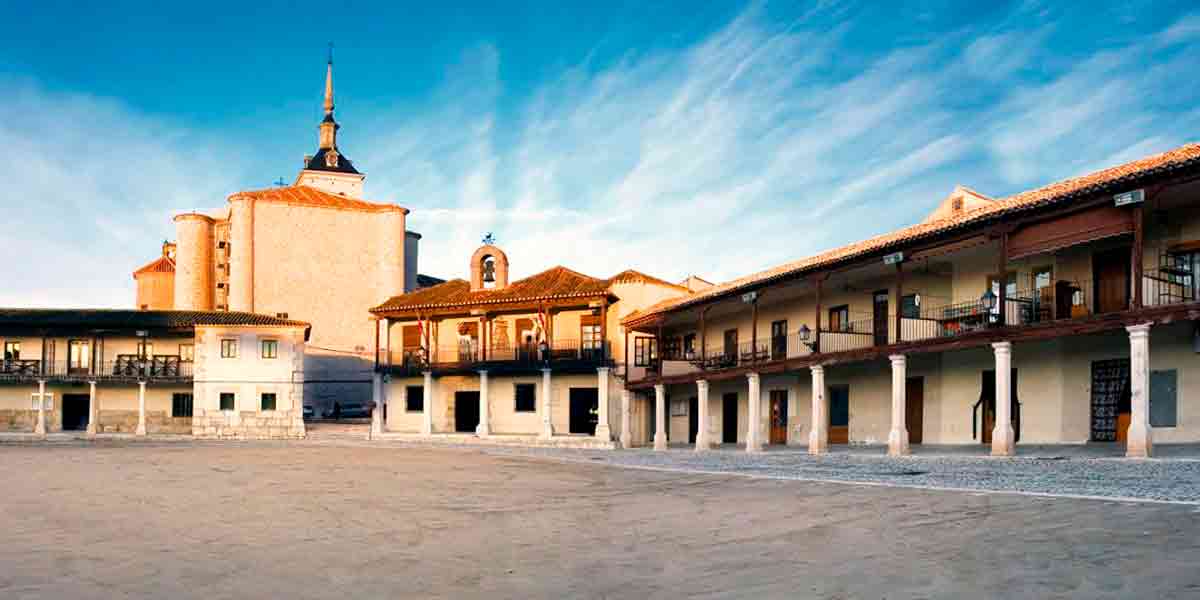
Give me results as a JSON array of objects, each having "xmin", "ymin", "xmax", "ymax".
[
  {"xmin": 975, "ymin": 370, "xmax": 1020, "ymax": 443},
  {"xmin": 1093, "ymin": 247, "xmax": 1131, "ymax": 314},
  {"xmin": 62, "ymin": 393, "xmax": 89, "ymax": 431},
  {"xmin": 569, "ymin": 387, "xmax": 599, "ymax": 435},
  {"xmin": 722, "ymin": 392, "xmax": 738, "ymax": 443},
  {"xmin": 829, "ymin": 385, "xmax": 849, "ymax": 443},
  {"xmin": 454, "ymin": 391, "xmax": 480, "ymax": 433},
  {"xmin": 769, "ymin": 389, "xmax": 788, "ymax": 444},
  {"xmin": 873, "ymin": 291, "xmax": 889, "ymax": 346},
  {"xmin": 905, "ymin": 377, "xmax": 924, "ymax": 444},
  {"xmin": 1090, "ymin": 359, "xmax": 1131, "ymax": 442},
  {"xmin": 688, "ymin": 396, "xmax": 699, "ymax": 443}
]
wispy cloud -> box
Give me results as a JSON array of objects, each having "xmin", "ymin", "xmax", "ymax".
[{"xmin": 2, "ymin": 6, "xmax": 1198, "ymax": 308}]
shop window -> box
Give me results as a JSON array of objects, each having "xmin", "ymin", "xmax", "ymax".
[{"xmin": 514, "ymin": 383, "xmax": 537, "ymax": 412}]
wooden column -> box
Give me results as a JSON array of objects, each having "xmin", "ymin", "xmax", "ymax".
[
  {"xmin": 1132, "ymin": 205, "xmax": 1144, "ymax": 310},
  {"xmin": 656, "ymin": 323, "xmax": 664, "ymax": 367},
  {"xmin": 374, "ymin": 318, "xmax": 381, "ymax": 369},
  {"xmin": 895, "ymin": 262, "xmax": 904, "ymax": 344},
  {"xmin": 384, "ymin": 319, "xmax": 392, "ymax": 367},
  {"xmin": 997, "ymin": 233, "xmax": 1009, "ymax": 326},
  {"xmin": 600, "ymin": 298, "xmax": 609, "ymax": 360},
  {"xmin": 814, "ymin": 277, "xmax": 823, "ymax": 353},
  {"xmin": 479, "ymin": 315, "xmax": 487, "ymax": 361},
  {"xmin": 623, "ymin": 328, "xmax": 630, "ymax": 378},
  {"xmin": 750, "ymin": 298, "xmax": 759, "ymax": 364},
  {"xmin": 700, "ymin": 308, "xmax": 708, "ymax": 361}
]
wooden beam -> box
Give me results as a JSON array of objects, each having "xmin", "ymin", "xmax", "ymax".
[
  {"xmin": 600, "ymin": 298, "xmax": 609, "ymax": 360},
  {"xmin": 1132, "ymin": 205, "xmax": 1144, "ymax": 309},
  {"xmin": 751, "ymin": 298, "xmax": 759, "ymax": 364},
  {"xmin": 895, "ymin": 262, "xmax": 904, "ymax": 345}
]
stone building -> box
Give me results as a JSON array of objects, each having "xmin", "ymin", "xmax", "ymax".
[
  {"xmin": 369, "ymin": 244, "xmax": 691, "ymax": 446},
  {"xmin": 132, "ymin": 58, "xmax": 441, "ymax": 412},
  {"xmin": 622, "ymin": 143, "xmax": 1200, "ymax": 457},
  {"xmin": 0, "ymin": 309, "xmax": 309, "ymax": 439}
]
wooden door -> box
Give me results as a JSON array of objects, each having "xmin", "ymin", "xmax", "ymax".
[
  {"xmin": 688, "ymin": 396, "xmax": 698, "ymax": 443},
  {"xmin": 454, "ymin": 391, "xmax": 480, "ymax": 432},
  {"xmin": 872, "ymin": 291, "xmax": 889, "ymax": 346},
  {"xmin": 723, "ymin": 329, "xmax": 738, "ymax": 362},
  {"xmin": 722, "ymin": 393, "xmax": 738, "ymax": 443},
  {"xmin": 770, "ymin": 320, "xmax": 787, "ymax": 360},
  {"xmin": 829, "ymin": 385, "xmax": 849, "ymax": 444},
  {"xmin": 569, "ymin": 388, "xmax": 600, "ymax": 435},
  {"xmin": 1093, "ymin": 247, "xmax": 1131, "ymax": 314},
  {"xmin": 769, "ymin": 390, "xmax": 788, "ymax": 444},
  {"xmin": 905, "ymin": 377, "xmax": 924, "ymax": 444}
]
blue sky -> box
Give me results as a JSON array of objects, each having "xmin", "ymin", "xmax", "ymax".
[{"xmin": 2, "ymin": 1, "xmax": 1199, "ymax": 307}]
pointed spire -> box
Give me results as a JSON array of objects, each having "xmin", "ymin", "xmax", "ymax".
[{"xmin": 323, "ymin": 43, "xmax": 334, "ymax": 115}]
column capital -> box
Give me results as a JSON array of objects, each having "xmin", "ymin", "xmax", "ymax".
[
  {"xmin": 888, "ymin": 354, "xmax": 906, "ymax": 365},
  {"xmin": 991, "ymin": 341, "xmax": 1012, "ymax": 353},
  {"xmin": 654, "ymin": 383, "xmax": 665, "ymax": 393},
  {"xmin": 597, "ymin": 366, "xmax": 611, "ymax": 374},
  {"xmin": 422, "ymin": 370, "xmax": 433, "ymax": 377},
  {"xmin": 542, "ymin": 368, "xmax": 553, "ymax": 375},
  {"xmin": 87, "ymin": 380, "xmax": 97, "ymax": 386},
  {"xmin": 696, "ymin": 379, "xmax": 709, "ymax": 390},
  {"xmin": 809, "ymin": 364, "xmax": 824, "ymax": 375},
  {"xmin": 1126, "ymin": 322, "xmax": 1153, "ymax": 336},
  {"xmin": 477, "ymin": 369, "xmax": 488, "ymax": 376},
  {"xmin": 745, "ymin": 372, "xmax": 760, "ymax": 383}
]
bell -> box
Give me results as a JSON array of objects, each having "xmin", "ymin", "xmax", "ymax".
[{"xmin": 482, "ymin": 259, "xmax": 496, "ymax": 283}]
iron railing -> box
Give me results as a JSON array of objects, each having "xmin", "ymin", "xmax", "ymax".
[
  {"xmin": 0, "ymin": 356, "xmax": 193, "ymax": 381},
  {"xmin": 386, "ymin": 339, "xmax": 610, "ymax": 372}
]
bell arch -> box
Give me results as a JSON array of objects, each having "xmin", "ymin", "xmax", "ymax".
[{"xmin": 470, "ymin": 244, "xmax": 509, "ymax": 291}]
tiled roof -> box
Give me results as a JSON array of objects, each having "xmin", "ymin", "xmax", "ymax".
[
  {"xmin": 228, "ymin": 185, "xmax": 406, "ymax": 214},
  {"xmin": 624, "ymin": 142, "xmax": 1200, "ymax": 325},
  {"xmin": 303, "ymin": 147, "xmax": 361, "ymax": 175},
  {"xmin": 606, "ymin": 269, "xmax": 690, "ymax": 291},
  {"xmin": 415, "ymin": 274, "xmax": 446, "ymax": 289},
  {"xmin": 0, "ymin": 309, "xmax": 311, "ymax": 338},
  {"xmin": 132, "ymin": 255, "xmax": 175, "ymax": 278},
  {"xmin": 372, "ymin": 266, "xmax": 613, "ymax": 313}
]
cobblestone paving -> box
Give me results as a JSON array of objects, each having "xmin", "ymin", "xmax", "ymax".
[{"xmin": 476, "ymin": 444, "xmax": 1200, "ymax": 503}]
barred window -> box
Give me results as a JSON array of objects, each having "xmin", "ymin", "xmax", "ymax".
[
  {"xmin": 172, "ymin": 393, "xmax": 193, "ymax": 418},
  {"xmin": 514, "ymin": 383, "xmax": 537, "ymax": 412}
]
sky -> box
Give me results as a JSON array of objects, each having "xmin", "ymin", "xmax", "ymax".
[{"xmin": 2, "ymin": 0, "xmax": 1199, "ymax": 308}]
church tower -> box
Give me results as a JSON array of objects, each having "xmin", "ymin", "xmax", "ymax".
[{"xmin": 295, "ymin": 52, "xmax": 366, "ymax": 198}]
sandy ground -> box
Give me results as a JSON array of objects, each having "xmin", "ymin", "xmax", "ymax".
[{"xmin": 2, "ymin": 443, "xmax": 1199, "ymax": 599}]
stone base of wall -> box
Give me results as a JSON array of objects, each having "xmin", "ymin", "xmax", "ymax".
[
  {"xmin": 192, "ymin": 409, "xmax": 305, "ymax": 440},
  {"xmin": 95, "ymin": 410, "xmax": 192, "ymax": 435},
  {"xmin": 0, "ymin": 409, "xmax": 37, "ymax": 432}
]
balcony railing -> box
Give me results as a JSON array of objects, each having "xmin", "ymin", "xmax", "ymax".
[
  {"xmin": 386, "ymin": 339, "xmax": 611, "ymax": 373},
  {"xmin": 0, "ymin": 355, "xmax": 193, "ymax": 381}
]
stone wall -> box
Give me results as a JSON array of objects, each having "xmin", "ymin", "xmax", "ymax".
[
  {"xmin": 95, "ymin": 410, "xmax": 191, "ymax": 435},
  {"xmin": 191, "ymin": 408, "xmax": 305, "ymax": 440},
  {"xmin": 0, "ymin": 409, "xmax": 40, "ymax": 432}
]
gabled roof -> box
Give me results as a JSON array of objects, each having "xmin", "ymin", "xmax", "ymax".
[
  {"xmin": 0, "ymin": 309, "xmax": 311, "ymax": 339},
  {"xmin": 606, "ymin": 269, "xmax": 689, "ymax": 291},
  {"xmin": 624, "ymin": 142, "xmax": 1200, "ymax": 326},
  {"xmin": 132, "ymin": 255, "xmax": 175, "ymax": 278},
  {"xmin": 372, "ymin": 266, "xmax": 613, "ymax": 313},
  {"xmin": 303, "ymin": 147, "xmax": 361, "ymax": 175},
  {"xmin": 228, "ymin": 185, "xmax": 406, "ymax": 214}
]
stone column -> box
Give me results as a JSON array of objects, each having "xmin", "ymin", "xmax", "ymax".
[
  {"xmin": 619, "ymin": 389, "xmax": 632, "ymax": 448},
  {"xmin": 888, "ymin": 354, "xmax": 910, "ymax": 456},
  {"xmin": 540, "ymin": 368, "xmax": 554, "ymax": 440},
  {"xmin": 1126, "ymin": 323, "xmax": 1154, "ymax": 458},
  {"xmin": 695, "ymin": 379, "xmax": 711, "ymax": 451},
  {"xmin": 34, "ymin": 379, "xmax": 46, "ymax": 437},
  {"xmin": 86, "ymin": 381, "xmax": 98, "ymax": 439},
  {"xmin": 594, "ymin": 367, "xmax": 612, "ymax": 441},
  {"xmin": 808, "ymin": 366, "xmax": 827, "ymax": 455},
  {"xmin": 653, "ymin": 383, "xmax": 667, "ymax": 450},
  {"xmin": 476, "ymin": 370, "xmax": 490, "ymax": 437},
  {"xmin": 746, "ymin": 373, "xmax": 764, "ymax": 452},
  {"xmin": 421, "ymin": 370, "xmax": 434, "ymax": 435},
  {"xmin": 136, "ymin": 380, "xmax": 147, "ymax": 437},
  {"xmin": 991, "ymin": 342, "xmax": 1015, "ymax": 457},
  {"xmin": 371, "ymin": 372, "xmax": 384, "ymax": 438}
]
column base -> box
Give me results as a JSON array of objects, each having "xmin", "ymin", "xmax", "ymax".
[
  {"xmin": 594, "ymin": 424, "xmax": 612, "ymax": 442},
  {"xmin": 654, "ymin": 433, "xmax": 667, "ymax": 451},
  {"xmin": 887, "ymin": 428, "xmax": 910, "ymax": 456},
  {"xmin": 808, "ymin": 430, "xmax": 828, "ymax": 455},
  {"xmin": 476, "ymin": 424, "xmax": 490, "ymax": 437},
  {"xmin": 746, "ymin": 441, "xmax": 764, "ymax": 453},
  {"xmin": 85, "ymin": 426, "xmax": 97, "ymax": 440},
  {"xmin": 694, "ymin": 436, "xmax": 711, "ymax": 452},
  {"xmin": 1125, "ymin": 423, "xmax": 1153, "ymax": 458},
  {"xmin": 135, "ymin": 424, "xmax": 147, "ymax": 437},
  {"xmin": 618, "ymin": 431, "xmax": 631, "ymax": 449},
  {"xmin": 990, "ymin": 425, "xmax": 1015, "ymax": 457},
  {"xmin": 540, "ymin": 424, "xmax": 554, "ymax": 441}
]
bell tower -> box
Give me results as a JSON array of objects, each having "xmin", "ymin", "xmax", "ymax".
[
  {"xmin": 295, "ymin": 47, "xmax": 366, "ymax": 198},
  {"xmin": 470, "ymin": 243, "xmax": 509, "ymax": 291}
]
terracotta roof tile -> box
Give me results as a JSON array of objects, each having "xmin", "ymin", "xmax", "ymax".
[
  {"xmin": 624, "ymin": 142, "xmax": 1200, "ymax": 325},
  {"xmin": 229, "ymin": 185, "xmax": 407, "ymax": 214},
  {"xmin": 132, "ymin": 255, "xmax": 175, "ymax": 278},
  {"xmin": 0, "ymin": 309, "xmax": 311, "ymax": 339},
  {"xmin": 605, "ymin": 269, "xmax": 690, "ymax": 291},
  {"xmin": 372, "ymin": 266, "xmax": 613, "ymax": 313}
]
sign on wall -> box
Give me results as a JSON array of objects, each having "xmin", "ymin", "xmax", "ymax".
[{"xmin": 1113, "ymin": 189, "xmax": 1144, "ymax": 207}]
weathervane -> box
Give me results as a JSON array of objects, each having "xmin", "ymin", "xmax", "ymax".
[
  {"xmin": 481, "ymin": 232, "xmax": 496, "ymax": 246},
  {"xmin": 273, "ymin": 177, "xmax": 286, "ymax": 187}
]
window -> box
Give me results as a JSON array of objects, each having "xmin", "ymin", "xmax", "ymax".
[
  {"xmin": 261, "ymin": 392, "xmax": 277, "ymax": 411},
  {"xmin": 3, "ymin": 341, "xmax": 19, "ymax": 361},
  {"xmin": 580, "ymin": 316, "xmax": 602, "ymax": 358},
  {"xmin": 219, "ymin": 392, "xmax": 235, "ymax": 411},
  {"xmin": 1150, "ymin": 369, "xmax": 1177, "ymax": 427},
  {"xmin": 901, "ymin": 294, "xmax": 920, "ymax": 319},
  {"xmin": 221, "ymin": 339, "xmax": 239, "ymax": 358},
  {"xmin": 771, "ymin": 320, "xmax": 787, "ymax": 360},
  {"xmin": 682, "ymin": 333, "xmax": 696, "ymax": 357},
  {"xmin": 137, "ymin": 341, "xmax": 153, "ymax": 359},
  {"xmin": 1033, "ymin": 267, "xmax": 1053, "ymax": 291},
  {"xmin": 172, "ymin": 393, "xmax": 193, "ymax": 418},
  {"xmin": 275, "ymin": 312, "xmax": 289, "ymax": 319},
  {"xmin": 828, "ymin": 306, "xmax": 849, "ymax": 332},
  {"xmin": 68, "ymin": 340, "xmax": 90, "ymax": 372},
  {"xmin": 179, "ymin": 344, "xmax": 194, "ymax": 362},
  {"xmin": 261, "ymin": 339, "xmax": 278, "ymax": 359},
  {"xmin": 634, "ymin": 337, "xmax": 658, "ymax": 367},
  {"xmin": 405, "ymin": 386, "xmax": 424, "ymax": 412},
  {"xmin": 514, "ymin": 383, "xmax": 537, "ymax": 412}
]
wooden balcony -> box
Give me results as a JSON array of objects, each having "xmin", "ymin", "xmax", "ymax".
[
  {"xmin": 0, "ymin": 355, "xmax": 193, "ymax": 384},
  {"xmin": 380, "ymin": 339, "xmax": 613, "ymax": 377}
]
